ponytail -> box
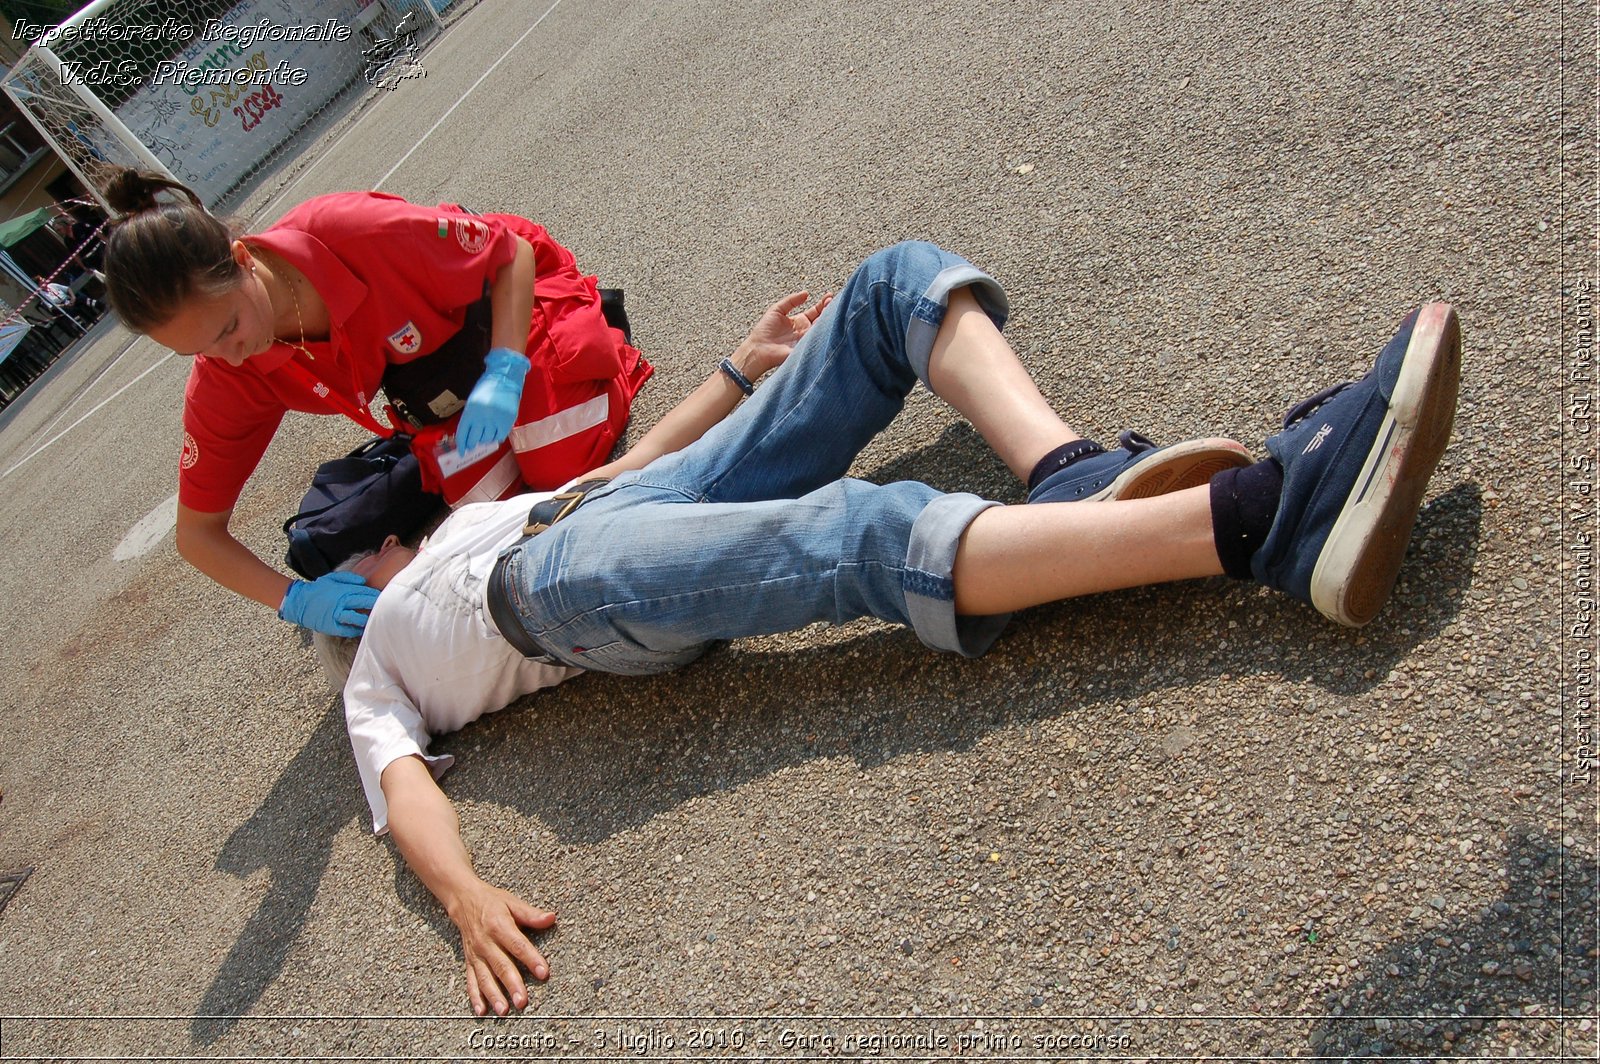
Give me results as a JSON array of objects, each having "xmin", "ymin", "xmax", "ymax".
[
  {"xmin": 101, "ymin": 168, "xmax": 243, "ymax": 333},
  {"xmin": 102, "ymin": 167, "xmax": 204, "ymax": 215}
]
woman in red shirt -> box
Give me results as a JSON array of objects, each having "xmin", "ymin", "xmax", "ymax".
[{"xmin": 102, "ymin": 168, "xmax": 652, "ymax": 638}]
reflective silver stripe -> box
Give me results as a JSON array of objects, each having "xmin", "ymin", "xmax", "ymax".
[
  {"xmin": 454, "ymin": 451, "xmax": 521, "ymax": 507},
  {"xmin": 509, "ymin": 393, "xmax": 610, "ymax": 453}
]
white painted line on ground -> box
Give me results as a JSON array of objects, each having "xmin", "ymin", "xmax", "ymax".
[
  {"xmin": 1, "ymin": 351, "xmax": 173, "ymax": 480},
  {"xmin": 256, "ymin": 133, "xmax": 362, "ymax": 223},
  {"xmin": 253, "ymin": 94, "xmax": 377, "ymax": 222},
  {"xmin": 259, "ymin": 0, "xmax": 564, "ymax": 215},
  {"xmin": 114, "ymin": 492, "xmax": 178, "ymax": 560},
  {"xmin": 30, "ymin": 333, "xmax": 145, "ymax": 442},
  {"xmin": 373, "ymin": 0, "xmax": 565, "ymax": 191}
]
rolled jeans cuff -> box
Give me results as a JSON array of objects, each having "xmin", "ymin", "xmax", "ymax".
[
  {"xmin": 903, "ymin": 263, "xmax": 1010, "ymax": 389},
  {"xmin": 903, "ymin": 491, "xmax": 1010, "ymax": 657}
]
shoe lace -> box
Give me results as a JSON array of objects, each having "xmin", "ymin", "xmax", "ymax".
[
  {"xmin": 1053, "ymin": 431, "xmax": 1160, "ymax": 497},
  {"xmin": 1281, "ymin": 382, "xmax": 1353, "ymax": 429},
  {"xmin": 1059, "ymin": 431, "xmax": 1162, "ymax": 494}
]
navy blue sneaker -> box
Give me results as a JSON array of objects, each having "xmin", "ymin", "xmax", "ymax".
[
  {"xmin": 1252, "ymin": 302, "xmax": 1461, "ymax": 626},
  {"xmin": 1028, "ymin": 430, "xmax": 1252, "ymax": 503}
]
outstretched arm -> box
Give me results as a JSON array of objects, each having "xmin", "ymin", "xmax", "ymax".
[
  {"xmin": 381, "ymin": 755, "xmax": 556, "ymax": 1016},
  {"xmin": 584, "ymin": 290, "xmax": 831, "ymax": 481},
  {"xmin": 375, "ymin": 290, "xmax": 831, "ymax": 1014}
]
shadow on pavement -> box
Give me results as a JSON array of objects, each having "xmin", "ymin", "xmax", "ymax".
[
  {"xmin": 192, "ymin": 701, "xmax": 362, "ymax": 1043},
  {"xmin": 197, "ymin": 426, "xmax": 1483, "ymax": 1032},
  {"xmin": 1308, "ymin": 828, "xmax": 1598, "ymax": 1058}
]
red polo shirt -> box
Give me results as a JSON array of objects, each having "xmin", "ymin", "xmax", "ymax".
[{"xmin": 178, "ymin": 192, "xmax": 626, "ymax": 513}]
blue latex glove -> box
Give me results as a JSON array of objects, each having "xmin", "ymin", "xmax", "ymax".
[
  {"xmin": 457, "ymin": 346, "xmax": 531, "ymax": 454},
  {"xmin": 278, "ymin": 571, "xmax": 380, "ymax": 637}
]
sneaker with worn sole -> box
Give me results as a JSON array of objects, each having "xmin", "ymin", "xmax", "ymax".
[
  {"xmin": 1252, "ymin": 302, "xmax": 1461, "ymax": 626},
  {"xmin": 1029, "ymin": 430, "xmax": 1253, "ymax": 503}
]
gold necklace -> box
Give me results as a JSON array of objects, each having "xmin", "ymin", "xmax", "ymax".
[{"xmin": 260, "ymin": 249, "xmax": 314, "ymax": 361}]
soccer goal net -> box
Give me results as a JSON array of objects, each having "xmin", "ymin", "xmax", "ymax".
[{"xmin": 2, "ymin": 0, "xmax": 461, "ymax": 211}]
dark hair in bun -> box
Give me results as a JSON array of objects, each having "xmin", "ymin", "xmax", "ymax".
[{"xmin": 101, "ymin": 168, "xmax": 243, "ymax": 333}]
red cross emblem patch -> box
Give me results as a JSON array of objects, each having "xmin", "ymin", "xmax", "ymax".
[
  {"xmin": 387, "ymin": 321, "xmax": 423, "ymax": 355},
  {"xmin": 455, "ymin": 218, "xmax": 490, "ymax": 254}
]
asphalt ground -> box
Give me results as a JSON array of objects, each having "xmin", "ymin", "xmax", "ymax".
[{"xmin": 0, "ymin": 0, "xmax": 1595, "ymax": 1058}]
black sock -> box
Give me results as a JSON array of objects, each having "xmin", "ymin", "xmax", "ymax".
[
  {"xmin": 1209, "ymin": 458, "xmax": 1284, "ymax": 580},
  {"xmin": 1026, "ymin": 439, "xmax": 1105, "ymax": 492}
]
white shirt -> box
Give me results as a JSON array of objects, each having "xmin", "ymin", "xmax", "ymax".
[{"xmin": 344, "ymin": 492, "xmax": 583, "ymax": 833}]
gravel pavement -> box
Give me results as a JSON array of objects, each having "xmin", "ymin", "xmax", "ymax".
[{"xmin": 0, "ymin": 0, "xmax": 1595, "ymax": 1058}]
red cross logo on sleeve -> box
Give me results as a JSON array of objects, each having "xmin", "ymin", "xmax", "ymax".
[{"xmin": 387, "ymin": 321, "xmax": 423, "ymax": 355}]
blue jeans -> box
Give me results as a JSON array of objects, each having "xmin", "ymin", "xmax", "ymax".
[{"xmin": 496, "ymin": 241, "xmax": 1015, "ymax": 675}]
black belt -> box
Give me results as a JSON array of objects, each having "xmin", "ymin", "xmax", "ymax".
[{"xmin": 486, "ymin": 478, "xmax": 610, "ymax": 660}]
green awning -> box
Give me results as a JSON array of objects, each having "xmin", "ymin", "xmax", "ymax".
[{"xmin": 0, "ymin": 207, "xmax": 56, "ymax": 248}]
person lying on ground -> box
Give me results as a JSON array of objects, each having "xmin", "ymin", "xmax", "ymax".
[{"xmin": 315, "ymin": 241, "xmax": 1460, "ymax": 1016}]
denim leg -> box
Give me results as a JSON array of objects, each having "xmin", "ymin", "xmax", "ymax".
[
  {"xmin": 614, "ymin": 240, "xmax": 1009, "ymax": 506},
  {"xmin": 497, "ymin": 242, "xmax": 1016, "ymax": 675},
  {"xmin": 500, "ymin": 476, "xmax": 1008, "ymax": 676}
]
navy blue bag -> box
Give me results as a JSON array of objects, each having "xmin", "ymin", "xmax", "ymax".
[{"xmin": 281, "ymin": 434, "xmax": 443, "ymax": 579}]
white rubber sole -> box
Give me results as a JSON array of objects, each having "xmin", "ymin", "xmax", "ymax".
[
  {"xmin": 1309, "ymin": 303, "xmax": 1462, "ymax": 627},
  {"xmin": 1084, "ymin": 437, "xmax": 1254, "ymax": 502}
]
